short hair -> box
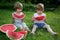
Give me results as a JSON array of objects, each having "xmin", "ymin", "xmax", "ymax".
[
  {"xmin": 14, "ymin": 2, "xmax": 23, "ymax": 9},
  {"xmin": 36, "ymin": 3, "xmax": 44, "ymax": 11}
]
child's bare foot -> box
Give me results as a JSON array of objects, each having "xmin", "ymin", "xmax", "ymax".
[
  {"xmin": 26, "ymin": 29, "xmax": 31, "ymax": 32},
  {"xmin": 52, "ymin": 32, "xmax": 58, "ymax": 35},
  {"xmin": 31, "ymin": 32, "xmax": 35, "ymax": 35}
]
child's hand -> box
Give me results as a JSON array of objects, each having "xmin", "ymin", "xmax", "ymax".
[
  {"xmin": 20, "ymin": 14, "xmax": 26, "ymax": 22},
  {"xmin": 32, "ymin": 17, "xmax": 35, "ymax": 21},
  {"xmin": 42, "ymin": 16, "xmax": 46, "ymax": 22},
  {"xmin": 20, "ymin": 14, "xmax": 26, "ymax": 20}
]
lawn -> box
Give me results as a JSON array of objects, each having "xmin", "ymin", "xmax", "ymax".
[{"xmin": 0, "ymin": 7, "xmax": 60, "ymax": 40}]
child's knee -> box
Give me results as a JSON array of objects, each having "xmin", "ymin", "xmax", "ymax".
[
  {"xmin": 33, "ymin": 25, "xmax": 38, "ymax": 28},
  {"xmin": 44, "ymin": 24, "xmax": 50, "ymax": 28},
  {"xmin": 47, "ymin": 24, "xmax": 50, "ymax": 27}
]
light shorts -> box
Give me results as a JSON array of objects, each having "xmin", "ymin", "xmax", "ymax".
[{"xmin": 14, "ymin": 22, "xmax": 28, "ymax": 29}]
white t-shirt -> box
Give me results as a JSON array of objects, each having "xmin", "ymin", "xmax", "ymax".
[
  {"xmin": 12, "ymin": 12, "xmax": 24, "ymax": 23},
  {"xmin": 33, "ymin": 13, "xmax": 46, "ymax": 23}
]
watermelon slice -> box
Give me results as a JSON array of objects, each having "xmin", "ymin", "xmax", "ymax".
[
  {"xmin": 13, "ymin": 13, "xmax": 25, "ymax": 19},
  {"xmin": 6, "ymin": 30, "xmax": 27, "ymax": 40},
  {"xmin": 0, "ymin": 24, "xmax": 17, "ymax": 33},
  {"xmin": 35, "ymin": 16, "xmax": 45, "ymax": 21},
  {"xmin": 19, "ymin": 31, "xmax": 27, "ymax": 36}
]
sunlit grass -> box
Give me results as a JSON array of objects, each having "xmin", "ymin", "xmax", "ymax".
[{"xmin": 0, "ymin": 7, "xmax": 60, "ymax": 40}]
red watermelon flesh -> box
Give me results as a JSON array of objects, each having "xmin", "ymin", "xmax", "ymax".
[
  {"xmin": 6, "ymin": 31, "xmax": 24, "ymax": 39},
  {"xmin": 35, "ymin": 16, "xmax": 45, "ymax": 21},
  {"xmin": 19, "ymin": 31, "xmax": 27, "ymax": 36},
  {"xmin": 0, "ymin": 24, "xmax": 17, "ymax": 33},
  {"xmin": 13, "ymin": 14, "xmax": 25, "ymax": 19}
]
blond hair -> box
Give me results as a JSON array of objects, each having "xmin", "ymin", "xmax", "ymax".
[
  {"xmin": 36, "ymin": 3, "xmax": 44, "ymax": 11},
  {"xmin": 14, "ymin": 2, "xmax": 23, "ymax": 9}
]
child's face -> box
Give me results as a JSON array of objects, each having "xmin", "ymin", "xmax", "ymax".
[
  {"xmin": 37, "ymin": 10, "xmax": 43, "ymax": 14},
  {"xmin": 16, "ymin": 8, "xmax": 22, "ymax": 13}
]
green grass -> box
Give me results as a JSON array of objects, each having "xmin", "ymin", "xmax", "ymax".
[{"xmin": 0, "ymin": 7, "xmax": 60, "ymax": 40}]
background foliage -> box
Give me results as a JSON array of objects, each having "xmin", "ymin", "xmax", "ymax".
[{"xmin": 0, "ymin": 0, "xmax": 60, "ymax": 11}]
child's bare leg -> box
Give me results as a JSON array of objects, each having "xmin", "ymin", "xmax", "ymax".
[
  {"xmin": 22, "ymin": 22, "xmax": 30, "ymax": 31},
  {"xmin": 19, "ymin": 25, "xmax": 25, "ymax": 31},
  {"xmin": 31, "ymin": 25, "xmax": 37, "ymax": 34},
  {"xmin": 25, "ymin": 27, "xmax": 30, "ymax": 32},
  {"xmin": 44, "ymin": 24, "xmax": 57, "ymax": 35}
]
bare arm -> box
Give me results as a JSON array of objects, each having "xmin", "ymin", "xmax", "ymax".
[
  {"xmin": 32, "ymin": 17, "xmax": 35, "ymax": 22},
  {"xmin": 20, "ymin": 13, "xmax": 26, "ymax": 22},
  {"xmin": 12, "ymin": 17, "xmax": 14, "ymax": 23}
]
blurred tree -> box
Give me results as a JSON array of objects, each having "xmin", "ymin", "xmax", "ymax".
[
  {"xmin": 18, "ymin": 0, "xmax": 25, "ymax": 3},
  {"xmin": 0, "ymin": 0, "xmax": 60, "ymax": 9}
]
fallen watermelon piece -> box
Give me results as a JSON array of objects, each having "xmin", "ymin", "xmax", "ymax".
[
  {"xmin": 35, "ymin": 16, "xmax": 45, "ymax": 21},
  {"xmin": 0, "ymin": 24, "xmax": 17, "ymax": 33},
  {"xmin": 6, "ymin": 30, "xmax": 27, "ymax": 40},
  {"xmin": 13, "ymin": 13, "xmax": 25, "ymax": 19}
]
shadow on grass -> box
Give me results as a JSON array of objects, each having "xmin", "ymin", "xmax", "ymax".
[
  {"xmin": 0, "ymin": 31, "xmax": 10, "ymax": 40},
  {"xmin": 52, "ymin": 35, "xmax": 58, "ymax": 40}
]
